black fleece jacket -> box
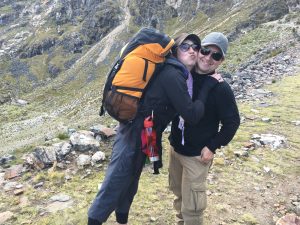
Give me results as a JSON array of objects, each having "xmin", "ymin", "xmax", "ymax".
[
  {"xmin": 169, "ymin": 71, "xmax": 240, "ymax": 156},
  {"xmin": 139, "ymin": 57, "xmax": 219, "ymax": 171},
  {"xmin": 140, "ymin": 57, "xmax": 218, "ymax": 134}
]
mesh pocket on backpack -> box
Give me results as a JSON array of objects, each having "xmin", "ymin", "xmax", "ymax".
[{"xmin": 104, "ymin": 90, "xmax": 139, "ymax": 123}]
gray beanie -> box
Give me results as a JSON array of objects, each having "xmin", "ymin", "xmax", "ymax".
[{"xmin": 202, "ymin": 32, "xmax": 228, "ymax": 56}]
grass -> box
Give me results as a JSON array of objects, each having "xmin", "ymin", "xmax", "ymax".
[
  {"xmin": 222, "ymin": 26, "xmax": 281, "ymax": 72},
  {"xmin": 57, "ymin": 132, "xmax": 69, "ymax": 140},
  {"xmin": 2, "ymin": 72, "xmax": 299, "ymax": 225},
  {"xmin": 0, "ymin": 5, "xmax": 12, "ymax": 14}
]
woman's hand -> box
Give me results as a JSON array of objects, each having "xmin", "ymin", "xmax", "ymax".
[{"xmin": 210, "ymin": 73, "xmax": 223, "ymax": 82}]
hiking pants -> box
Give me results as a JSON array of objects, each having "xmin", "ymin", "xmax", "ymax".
[
  {"xmin": 168, "ymin": 146, "xmax": 211, "ymax": 225},
  {"xmin": 88, "ymin": 122, "xmax": 146, "ymax": 223}
]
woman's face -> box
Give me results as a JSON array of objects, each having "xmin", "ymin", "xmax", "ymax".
[{"xmin": 176, "ymin": 39, "xmax": 199, "ymax": 71}]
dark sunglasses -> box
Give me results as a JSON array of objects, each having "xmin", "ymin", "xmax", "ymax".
[
  {"xmin": 179, "ymin": 43, "xmax": 200, "ymax": 52},
  {"xmin": 200, "ymin": 47, "xmax": 223, "ymax": 61}
]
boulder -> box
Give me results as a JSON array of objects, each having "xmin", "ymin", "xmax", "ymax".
[
  {"xmin": 276, "ymin": 213, "xmax": 300, "ymax": 225},
  {"xmin": 76, "ymin": 154, "xmax": 91, "ymax": 167},
  {"xmin": 25, "ymin": 146, "xmax": 57, "ymax": 169},
  {"xmin": 70, "ymin": 130, "xmax": 100, "ymax": 152}
]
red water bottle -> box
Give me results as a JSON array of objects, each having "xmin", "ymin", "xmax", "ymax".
[{"xmin": 141, "ymin": 115, "xmax": 159, "ymax": 162}]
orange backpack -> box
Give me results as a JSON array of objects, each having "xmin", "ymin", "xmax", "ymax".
[{"xmin": 100, "ymin": 27, "xmax": 175, "ymax": 123}]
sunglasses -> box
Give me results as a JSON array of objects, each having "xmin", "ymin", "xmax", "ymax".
[
  {"xmin": 179, "ymin": 42, "xmax": 200, "ymax": 52},
  {"xmin": 200, "ymin": 47, "xmax": 223, "ymax": 61}
]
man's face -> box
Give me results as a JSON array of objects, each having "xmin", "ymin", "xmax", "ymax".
[
  {"xmin": 196, "ymin": 45, "xmax": 224, "ymax": 74},
  {"xmin": 176, "ymin": 39, "xmax": 199, "ymax": 71}
]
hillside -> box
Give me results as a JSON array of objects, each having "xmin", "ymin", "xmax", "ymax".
[
  {"xmin": 0, "ymin": 0, "xmax": 300, "ymax": 224},
  {"xmin": 0, "ymin": 0, "xmax": 299, "ymax": 153}
]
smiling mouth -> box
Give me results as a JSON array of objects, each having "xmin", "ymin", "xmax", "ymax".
[{"xmin": 200, "ymin": 59, "xmax": 212, "ymax": 66}]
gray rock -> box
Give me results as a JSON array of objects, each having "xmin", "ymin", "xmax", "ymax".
[
  {"xmin": 50, "ymin": 193, "xmax": 71, "ymax": 202},
  {"xmin": 25, "ymin": 146, "xmax": 57, "ymax": 169},
  {"xmin": 3, "ymin": 181, "xmax": 18, "ymax": 191},
  {"xmin": 291, "ymin": 121, "xmax": 300, "ymax": 126},
  {"xmin": 46, "ymin": 200, "xmax": 74, "ymax": 213},
  {"xmin": 90, "ymin": 125, "xmax": 116, "ymax": 138},
  {"xmin": 48, "ymin": 64, "xmax": 61, "ymax": 78},
  {"xmin": 262, "ymin": 117, "xmax": 271, "ymax": 122},
  {"xmin": 0, "ymin": 154, "xmax": 15, "ymax": 165},
  {"xmin": 11, "ymin": 99, "xmax": 28, "ymax": 106},
  {"xmin": 234, "ymin": 150, "xmax": 249, "ymax": 157},
  {"xmin": 91, "ymin": 151, "xmax": 106, "ymax": 165},
  {"xmin": 46, "ymin": 195, "xmax": 73, "ymax": 213},
  {"xmin": 70, "ymin": 130, "xmax": 100, "ymax": 152},
  {"xmin": 76, "ymin": 154, "xmax": 91, "ymax": 167},
  {"xmin": 276, "ymin": 213, "xmax": 300, "ymax": 225},
  {"xmin": 54, "ymin": 142, "xmax": 72, "ymax": 159},
  {"xmin": 0, "ymin": 211, "xmax": 14, "ymax": 224},
  {"xmin": 4, "ymin": 164, "xmax": 23, "ymax": 179},
  {"xmin": 263, "ymin": 166, "xmax": 271, "ymax": 173},
  {"xmin": 33, "ymin": 182, "xmax": 44, "ymax": 189},
  {"xmin": 251, "ymin": 133, "xmax": 286, "ymax": 150}
]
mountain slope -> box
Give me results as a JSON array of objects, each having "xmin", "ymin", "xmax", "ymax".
[{"xmin": 0, "ymin": 0, "xmax": 299, "ymax": 154}]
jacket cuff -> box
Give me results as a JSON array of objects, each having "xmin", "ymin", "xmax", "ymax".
[{"xmin": 206, "ymin": 142, "xmax": 218, "ymax": 154}]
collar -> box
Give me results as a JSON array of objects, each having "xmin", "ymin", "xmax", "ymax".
[{"xmin": 192, "ymin": 70, "xmax": 215, "ymax": 80}]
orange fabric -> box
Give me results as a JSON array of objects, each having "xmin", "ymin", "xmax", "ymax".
[
  {"xmin": 112, "ymin": 55, "xmax": 156, "ymax": 98},
  {"xmin": 127, "ymin": 45, "xmax": 165, "ymax": 63},
  {"xmin": 111, "ymin": 40, "xmax": 174, "ymax": 98}
]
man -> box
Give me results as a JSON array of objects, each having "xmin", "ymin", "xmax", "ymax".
[
  {"xmin": 169, "ymin": 32, "xmax": 240, "ymax": 225},
  {"xmin": 88, "ymin": 32, "xmax": 220, "ymax": 225}
]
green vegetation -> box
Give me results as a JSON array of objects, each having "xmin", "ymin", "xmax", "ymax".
[
  {"xmin": 24, "ymin": 54, "xmax": 49, "ymax": 81},
  {"xmin": 1, "ymin": 73, "xmax": 298, "ymax": 224},
  {"xmin": 222, "ymin": 27, "xmax": 280, "ymax": 72},
  {"xmin": 165, "ymin": 11, "xmax": 208, "ymax": 37},
  {"xmin": 0, "ymin": 5, "xmax": 12, "ymax": 14},
  {"xmin": 240, "ymin": 213, "xmax": 259, "ymax": 225},
  {"xmin": 57, "ymin": 132, "xmax": 69, "ymax": 140}
]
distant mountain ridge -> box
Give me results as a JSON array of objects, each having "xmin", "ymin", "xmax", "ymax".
[{"xmin": 0, "ymin": 0, "xmax": 297, "ymax": 97}]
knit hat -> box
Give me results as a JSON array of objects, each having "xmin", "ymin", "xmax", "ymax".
[{"xmin": 202, "ymin": 32, "xmax": 228, "ymax": 56}]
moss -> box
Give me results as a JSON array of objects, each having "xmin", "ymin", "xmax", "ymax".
[
  {"xmin": 33, "ymin": 172, "xmax": 47, "ymax": 183},
  {"xmin": 213, "ymin": 157, "xmax": 226, "ymax": 166},
  {"xmin": 48, "ymin": 171, "xmax": 65, "ymax": 185},
  {"xmin": 22, "ymin": 172, "xmax": 33, "ymax": 181},
  {"xmin": 241, "ymin": 213, "xmax": 258, "ymax": 224},
  {"xmin": 57, "ymin": 132, "xmax": 69, "ymax": 140},
  {"xmin": 215, "ymin": 204, "xmax": 229, "ymax": 213}
]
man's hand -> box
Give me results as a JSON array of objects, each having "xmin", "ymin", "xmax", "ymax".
[
  {"xmin": 197, "ymin": 146, "xmax": 214, "ymax": 164},
  {"xmin": 210, "ymin": 73, "xmax": 223, "ymax": 82}
]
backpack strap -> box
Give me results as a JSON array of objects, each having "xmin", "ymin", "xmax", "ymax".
[
  {"xmin": 113, "ymin": 86, "xmax": 144, "ymax": 92},
  {"xmin": 100, "ymin": 59, "xmax": 124, "ymax": 116}
]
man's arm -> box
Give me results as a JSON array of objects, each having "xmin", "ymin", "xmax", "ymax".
[
  {"xmin": 198, "ymin": 114, "xmax": 240, "ymax": 163},
  {"xmin": 205, "ymin": 83, "xmax": 240, "ymax": 153},
  {"xmin": 206, "ymin": 115, "xmax": 240, "ymax": 153}
]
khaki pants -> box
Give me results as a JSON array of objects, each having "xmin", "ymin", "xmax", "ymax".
[{"xmin": 168, "ymin": 146, "xmax": 211, "ymax": 225}]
